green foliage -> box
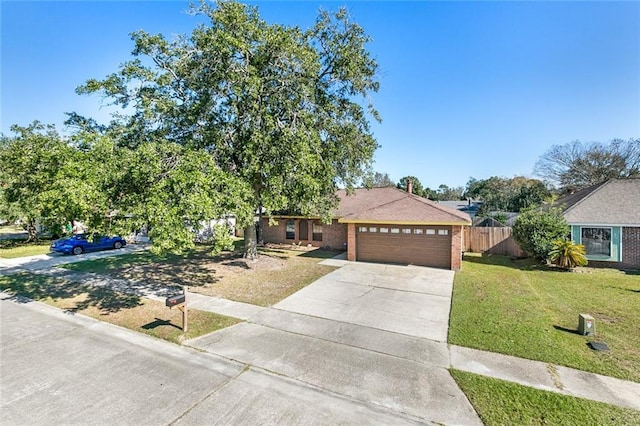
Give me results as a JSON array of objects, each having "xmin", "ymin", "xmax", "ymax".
[
  {"xmin": 436, "ymin": 183, "xmax": 465, "ymax": 201},
  {"xmin": 210, "ymin": 223, "xmax": 235, "ymax": 255},
  {"xmin": 512, "ymin": 208, "xmax": 569, "ymax": 261},
  {"xmin": 76, "ymin": 0, "xmax": 381, "ymax": 256},
  {"xmin": 0, "ymin": 122, "xmax": 89, "ymax": 240},
  {"xmin": 364, "ymin": 171, "xmax": 394, "ymax": 188},
  {"xmin": 488, "ymin": 212, "xmax": 508, "ymax": 225},
  {"xmin": 396, "ymin": 176, "xmax": 424, "ymax": 195},
  {"xmin": 548, "ymin": 239, "xmax": 587, "ymax": 269},
  {"xmin": 465, "ymin": 176, "xmax": 551, "ymax": 213}
]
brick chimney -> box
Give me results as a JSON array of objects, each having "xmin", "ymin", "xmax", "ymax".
[{"xmin": 407, "ymin": 179, "xmax": 413, "ymax": 194}]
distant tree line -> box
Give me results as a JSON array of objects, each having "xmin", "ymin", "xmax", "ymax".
[{"xmin": 368, "ymin": 138, "xmax": 638, "ymax": 222}]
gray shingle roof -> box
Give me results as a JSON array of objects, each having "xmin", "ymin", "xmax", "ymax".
[{"xmin": 557, "ymin": 179, "xmax": 640, "ymax": 225}]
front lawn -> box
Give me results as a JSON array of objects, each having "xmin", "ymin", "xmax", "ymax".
[
  {"xmin": 61, "ymin": 243, "xmax": 340, "ymax": 307},
  {"xmin": 0, "ymin": 272, "xmax": 240, "ymax": 343},
  {"xmin": 449, "ymin": 253, "xmax": 640, "ymax": 382},
  {"xmin": 451, "ymin": 370, "xmax": 640, "ymax": 425},
  {"xmin": 0, "ymin": 239, "xmax": 52, "ymax": 258}
]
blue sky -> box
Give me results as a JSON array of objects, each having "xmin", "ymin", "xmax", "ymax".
[{"xmin": 2, "ymin": 1, "xmax": 639, "ymax": 189}]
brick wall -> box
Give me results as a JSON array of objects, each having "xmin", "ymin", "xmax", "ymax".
[
  {"xmin": 261, "ymin": 218, "xmax": 347, "ymax": 250},
  {"xmin": 450, "ymin": 225, "xmax": 463, "ymax": 270},
  {"xmin": 621, "ymin": 227, "xmax": 640, "ymax": 270},
  {"xmin": 347, "ymin": 223, "xmax": 356, "ymax": 261}
]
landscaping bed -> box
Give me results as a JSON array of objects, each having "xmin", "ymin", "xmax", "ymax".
[
  {"xmin": 0, "ymin": 272, "xmax": 240, "ymax": 343},
  {"xmin": 61, "ymin": 244, "xmax": 340, "ymax": 307},
  {"xmin": 449, "ymin": 253, "xmax": 640, "ymax": 382}
]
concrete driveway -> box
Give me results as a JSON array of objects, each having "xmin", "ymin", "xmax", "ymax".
[
  {"xmin": 189, "ymin": 261, "xmax": 481, "ymax": 425},
  {"xmin": 275, "ymin": 261, "xmax": 455, "ymax": 341}
]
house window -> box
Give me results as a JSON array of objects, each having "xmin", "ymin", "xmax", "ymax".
[
  {"xmin": 426, "ymin": 229, "xmax": 435, "ymax": 235},
  {"xmin": 414, "ymin": 229, "xmax": 423, "ymax": 234},
  {"xmin": 358, "ymin": 227, "xmax": 367, "ymax": 232},
  {"xmin": 438, "ymin": 229, "xmax": 449, "ymax": 236},
  {"xmin": 312, "ymin": 222, "xmax": 323, "ymax": 241},
  {"xmin": 390, "ymin": 228, "xmax": 400, "ymax": 234},
  {"xmin": 380, "ymin": 227, "xmax": 389, "ymax": 233},
  {"xmin": 402, "ymin": 228, "xmax": 411, "ymax": 234},
  {"xmin": 582, "ymin": 227, "xmax": 611, "ymax": 257},
  {"xmin": 369, "ymin": 227, "xmax": 377, "ymax": 233},
  {"xmin": 286, "ymin": 219, "xmax": 295, "ymax": 240}
]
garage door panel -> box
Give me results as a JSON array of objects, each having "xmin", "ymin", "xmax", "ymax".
[{"xmin": 356, "ymin": 225, "xmax": 452, "ymax": 268}]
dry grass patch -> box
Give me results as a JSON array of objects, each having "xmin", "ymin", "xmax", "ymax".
[
  {"xmin": 63, "ymin": 244, "xmax": 341, "ymax": 307},
  {"xmin": 0, "ymin": 272, "xmax": 240, "ymax": 344}
]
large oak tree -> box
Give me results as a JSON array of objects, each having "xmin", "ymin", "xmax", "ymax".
[{"xmin": 77, "ymin": 1, "xmax": 380, "ymax": 258}]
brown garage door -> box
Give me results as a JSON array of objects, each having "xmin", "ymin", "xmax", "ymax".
[{"xmin": 356, "ymin": 225, "xmax": 452, "ymax": 268}]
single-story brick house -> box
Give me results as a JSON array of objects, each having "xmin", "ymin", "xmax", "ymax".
[
  {"xmin": 556, "ymin": 179, "xmax": 640, "ymax": 269},
  {"xmin": 261, "ymin": 187, "xmax": 472, "ymax": 270}
]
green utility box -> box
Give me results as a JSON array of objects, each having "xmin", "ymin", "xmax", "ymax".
[{"xmin": 578, "ymin": 314, "xmax": 595, "ymax": 336}]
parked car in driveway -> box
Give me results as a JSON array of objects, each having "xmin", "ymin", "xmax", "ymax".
[{"xmin": 50, "ymin": 234, "xmax": 126, "ymax": 255}]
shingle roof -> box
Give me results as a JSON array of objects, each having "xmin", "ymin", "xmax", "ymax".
[
  {"xmin": 334, "ymin": 187, "xmax": 471, "ymax": 225},
  {"xmin": 556, "ymin": 179, "xmax": 640, "ymax": 225}
]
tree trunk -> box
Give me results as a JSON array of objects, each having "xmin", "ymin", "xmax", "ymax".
[
  {"xmin": 243, "ymin": 222, "xmax": 258, "ymax": 260},
  {"xmin": 26, "ymin": 219, "xmax": 39, "ymax": 242},
  {"xmin": 257, "ymin": 207, "xmax": 264, "ymax": 246}
]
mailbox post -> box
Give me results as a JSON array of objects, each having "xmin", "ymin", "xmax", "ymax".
[{"xmin": 165, "ymin": 286, "xmax": 188, "ymax": 332}]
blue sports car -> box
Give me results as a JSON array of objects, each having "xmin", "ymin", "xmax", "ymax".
[{"xmin": 50, "ymin": 234, "xmax": 126, "ymax": 255}]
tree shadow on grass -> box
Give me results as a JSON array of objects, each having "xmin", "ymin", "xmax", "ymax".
[
  {"xmin": 299, "ymin": 249, "xmax": 345, "ymax": 259},
  {"xmin": 463, "ymin": 253, "xmax": 547, "ymax": 271},
  {"xmin": 68, "ymin": 286, "xmax": 142, "ymax": 314},
  {"xmin": 0, "ymin": 272, "xmax": 142, "ymax": 314}
]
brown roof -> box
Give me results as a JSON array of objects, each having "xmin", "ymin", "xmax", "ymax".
[
  {"xmin": 556, "ymin": 179, "xmax": 640, "ymax": 225},
  {"xmin": 334, "ymin": 187, "xmax": 471, "ymax": 225}
]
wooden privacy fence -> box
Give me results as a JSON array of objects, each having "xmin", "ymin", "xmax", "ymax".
[{"xmin": 463, "ymin": 227, "xmax": 527, "ymax": 258}]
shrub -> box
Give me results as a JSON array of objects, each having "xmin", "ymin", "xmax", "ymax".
[
  {"xmin": 548, "ymin": 239, "xmax": 588, "ymax": 269},
  {"xmin": 211, "ymin": 223, "xmax": 235, "ymax": 255},
  {"xmin": 512, "ymin": 208, "xmax": 569, "ymax": 261}
]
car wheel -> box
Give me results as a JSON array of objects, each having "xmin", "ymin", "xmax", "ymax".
[
  {"xmin": 114, "ymin": 241, "xmax": 123, "ymax": 249},
  {"xmin": 72, "ymin": 246, "xmax": 83, "ymax": 255}
]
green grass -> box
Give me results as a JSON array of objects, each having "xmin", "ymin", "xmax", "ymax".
[
  {"xmin": 0, "ymin": 239, "xmax": 53, "ymax": 258},
  {"xmin": 0, "ymin": 272, "xmax": 241, "ymax": 343},
  {"xmin": 450, "ymin": 253, "xmax": 640, "ymax": 382},
  {"xmin": 60, "ymin": 250, "xmax": 179, "ymax": 273},
  {"xmin": 451, "ymin": 369, "xmax": 640, "ymax": 425},
  {"xmin": 0, "ymin": 224, "xmax": 25, "ymax": 234}
]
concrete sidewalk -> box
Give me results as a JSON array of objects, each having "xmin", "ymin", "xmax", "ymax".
[
  {"xmin": 3, "ymin": 250, "xmax": 639, "ymax": 417},
  {"xmin": 183, "ymin": 294, "xmax": 640, "ymax": 412}
]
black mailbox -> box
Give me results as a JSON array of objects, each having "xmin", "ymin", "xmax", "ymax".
[{"xmin": 166, "ymin": 294, "xmax": 185, "ymax": 307}]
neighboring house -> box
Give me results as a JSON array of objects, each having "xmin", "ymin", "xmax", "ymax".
[
  {"xmin": 438, "ymin": 200, "xmax": 482, "ymax": 220},
  {"xmin": 556, "ymin": 179, "xmax": 640, "ymax": 269},
  {"xmin": 262, "ymin": 187, "xmax": 472, "ymax": 270}
]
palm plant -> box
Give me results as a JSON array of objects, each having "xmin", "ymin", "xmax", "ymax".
[{"xmin": 548, "ymin": 239, "xmax": 588, "ymax": 269}]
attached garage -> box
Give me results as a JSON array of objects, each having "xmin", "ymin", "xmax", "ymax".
[
  {"xmin": 262, "ymin": 187, "xmax": 471, "ymax": 270},
  {"xmin": 356, "ymin": 225, "xmax": 452, "ymax": 268}
]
